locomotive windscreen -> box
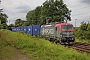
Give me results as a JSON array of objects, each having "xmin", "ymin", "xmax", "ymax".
[{"xmin": 62, "ymin": 25, "xmax": 73, "ymax": 30}]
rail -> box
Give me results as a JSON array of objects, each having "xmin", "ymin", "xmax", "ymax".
[{"xmin": 68, "ymin": 42, "xmax": 90, "ymax": 54}]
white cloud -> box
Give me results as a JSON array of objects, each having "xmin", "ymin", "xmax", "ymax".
[
  {"xmin": 0, "ymin": 0, "xmax": 46, "ymax": 25},
  {"xmin": 64, "ymin": 0, "xmax": 90, "ymax": 27},
  {"xmin": 0, "ymin": 0, "xmax": 90, "ymax": 27},
  {"xmin": 81, "ymin": 0, "xmax": 90, "ymax": 5}
]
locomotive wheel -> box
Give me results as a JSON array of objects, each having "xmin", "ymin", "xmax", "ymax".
[
  {"xmin": 68, "ymin": 42, "xmax": 73, "ymax": 46},
  {"xmin": 55, "ymin": 40, "xmax": 59, "ymax": 44},
  {"xmin": 52, "ymin": 38, "xmax": 55, "ymax": 43},
  {"xmin": 59, "ymin": 40, "xmax": 63, "ymax": 44},
  {"xmin": 49, "ymin": 38, "xmax": 54, "ymax": 42},
  {"xmin": 55, "ymin": 41, "xmax": 58, "ymax": 44}
]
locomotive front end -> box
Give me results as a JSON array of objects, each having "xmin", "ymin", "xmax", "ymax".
[
  {"xmin": 61, "ymin": 23, "xmax": 75, "ymax": 44},
  {"xmin": 55, "ymin": 22, "xmax": 75, "ymax": 45}
]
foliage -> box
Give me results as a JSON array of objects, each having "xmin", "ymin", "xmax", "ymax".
[
  {"xmin": 76, "ymin": 39, "xmax": 90, "ymax": 44},
  {"xmin": 0, "ymin": 24, "xmax": 3, "ymax": 29},
  {"xmin": 0, "ymin": 46, "xmax": 15, "ymax": 59},
  {"xmin": 0, "ymin": 13, "xmax": 8, "ymax": 23},
  {"xmin": 15, "ymin": 19, "xmax": 26, "ymax": 27},
  {"xmin": 0, "ymin": 30, "xmax": 15, "ymax": 59},
  {"xmin": 8, "ymin": 24, "xmax": 15, "ymax": 27},
  {"xmin": 0, "ymin": 13, "xmax": 8, "ymax": 29},
  {"xmin": 0, "ymin": 30, "xmax": 90, "ymax": 60},
  {"xmin": 26, "ymin": 10, "xmax": 36, "ymax": 25},
  {"xmin": 87, "ymin": 23, "xmax": 90, "ymax": 33},
  {"xmin": 75, "ymin": 22, "xmax": 90, "ymax": 40},
  {"xmin": 1, "ymin": 23, "xmax": 8, "ymax": 29},
  {"xmin": 26, "ymin": 0, "xmax": 71, "ymax": 25},
  {"xmin": 0, "ymin": 1, "xmax": 8, "ymax": 29}
]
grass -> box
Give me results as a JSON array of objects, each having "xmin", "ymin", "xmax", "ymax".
[
  {"xmin": 75, "ymin": 38, "xmax": 90, "ymax": 44},
  {"xmin": 0, "ymin": 46, "xmax": 15, "ymax": 59},
  {"xmin": 0, "ymin": 30, "xmax": 15, "ymax": 59},
  {"xmin": 0, "ymin": 29, "xmax": 90, "ymax": 60}
]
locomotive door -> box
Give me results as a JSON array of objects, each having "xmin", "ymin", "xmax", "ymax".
[{"xmin": 56, "ymin": 27, "xmax": 60, "ymax": 40}]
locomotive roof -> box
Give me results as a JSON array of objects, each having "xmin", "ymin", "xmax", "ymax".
[
  {"xmin": 41, "ymin": 22, "xmax": 73, "ymax": 28},
  {"xmin": 56, "ymin": 22, "xmax": 73, "ymax": 25},
  {"xmin": 41, "ymin": 24, "xmax": 55, "ymax": 27}
]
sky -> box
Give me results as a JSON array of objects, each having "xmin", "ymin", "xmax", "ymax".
[{"xmin": 0, "ymin": 0, "xmax": 90, "ymax": 27}]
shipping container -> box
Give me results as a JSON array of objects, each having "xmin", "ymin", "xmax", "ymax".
[
  {"xmin": 16, "ymin": 27, "xmax": 20, "ymax": 32},
  {"xmin": 20, "ymin": 26, "xmax": 23, "ymax": 31},
  {"xmin": 23, "ymin": 26, "xmax": 28, "ymax": 33},
  {"xmin": 12, "ymin": 28, "xmax": 17, "ymax": 32},
  {"xmin": 33, "ymin": 25, "xmax": 41, "ymax": 35},
  {"xmin": 27, "ymin": 26, "xmax": 33, "ymax": 34}
]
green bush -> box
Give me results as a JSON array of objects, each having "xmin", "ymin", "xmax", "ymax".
[{"xmin": 75, "ymin": 22, "xmax": 90, "ymax": 41}]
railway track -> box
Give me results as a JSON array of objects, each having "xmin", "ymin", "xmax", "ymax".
[{"xmin": 68, "ymin": 42, "xmax": 90, "ymax": 54}]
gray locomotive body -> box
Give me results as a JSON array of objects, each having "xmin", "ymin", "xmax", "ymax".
[{"xmin": 40, "ymin": 23, "xmax": 75, "ymax": 45}]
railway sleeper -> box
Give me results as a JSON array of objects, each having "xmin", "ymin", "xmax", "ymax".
[
  {"xmin": 85, "ymin": 50, "xmax": 90, "ymax": 53},
  {"xmin": 75, "ymin": 48, "xmax": 90, "ymax": 53},
  {"xmin": 73, "ymin": 45, "xmax": 90, "ymax": 48}
]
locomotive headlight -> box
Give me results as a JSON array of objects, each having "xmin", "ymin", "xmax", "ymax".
[
  {"xmin": 60, "ymin": 35, "xmax": 63, "ymax": 37},
  {"xmin": 60, "ymin": 33, "xmax": 62, "ymax": 37},
  {"xmin": 72, "ymin": 33, "xmax": 75, "ymax": 37}
]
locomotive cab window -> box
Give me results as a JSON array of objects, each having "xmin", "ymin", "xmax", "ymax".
[{"xmin": 62, "ymin": 25, "xmax": 73, "ymax": 30}]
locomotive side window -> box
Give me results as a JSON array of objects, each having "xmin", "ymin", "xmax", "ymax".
[{"xmin": 62, "ymin": 25, "xmax": 73, "ymax": 30}]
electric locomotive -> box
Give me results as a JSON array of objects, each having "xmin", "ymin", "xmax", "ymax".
[
  {"xmin": 40, "ymin": 22, "xmax": 75, "ymax": 45},
  {"xmin": 56, "ymin": 22, "xmax": 75, "ymax": 44}
]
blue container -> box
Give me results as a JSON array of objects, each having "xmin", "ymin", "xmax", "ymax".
[
  {"xmin": 16, "ymin": 27, "xmax": 20, "ymax": 32},
  {"xmin": 27, "ymin": 26, "xmax": 33, "ymax": 34},
  {"xmin": 14, "ymin": 28, "xmax": 17, "ymax": 32},
  {"xmin": 23, "ymin": 26, "xmax": 27, "ymax": 33},
  {"xmin": 11, "ymin": 28, "xmax": 13, "ymax": 32},
  {"xmin": 22, "ymin": 26, "xmax": 25, "ymax": 32},
  {"xmin": 33, "ymin": 25, "xmax": 41, "ymax": 35},
  {"xmin": 20, "ymin": 26, "xmax": 23, "ymax": 31},
  {"xmin": 18, "ymin": 27, "xmax": 20, "ymax": 31},
  {"xmin": 12, "ymin": 28, "xmax": 17, "ymax": 32},
  {"xmin": 19, "ymin": 26, "xmax": 22, "ymax": 31}
]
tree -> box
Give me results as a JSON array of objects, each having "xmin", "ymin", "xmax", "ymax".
[
  {"xmin": 75, "ymin": 22, "xmax": 90, "ymax": 39},
  {"xmin": 8, "ymin": 24, "xmax": 15, "ymax": 27},
  {"xmin": 26, "ymin": 0, "xmax": 71, "ymax": 25},
  {"xmin": 87, "ymin": 23, "xmax": 90, "ymax": 33},
  {"xmin": 26, "ymin": 10, "xmax": 35, "ymax": 25},
  {"xmin": 15, "ymin": 19, "xmax": 26, "ymax": 27},
  {"xmin": 0, "ymin": 0, "xmax": 8, "ymax": 29},
  {"xmin": 34, "ymin": 6, "xmax": 41, "ymax": 24},
  {"xmin": 0, "ymin": 13, "xmax": 8, "ymax": 24},
  {"xmin": 0, "ymin": 0, "xmax": 1, "ymax": 4},
  {"xmin": 41, "ymin": 0, "xmax": 71, "ymax": 23},
  {"xmin": 80, "ymin": 22, "xmax": 88, "ymax": 31}
]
